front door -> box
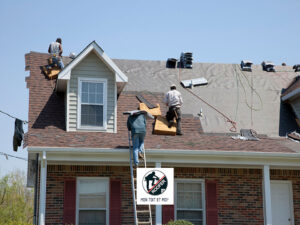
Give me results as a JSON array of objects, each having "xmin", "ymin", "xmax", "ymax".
[{"xmin": 271, "ymin": 181, "xmax": 294, "ymax": 225}]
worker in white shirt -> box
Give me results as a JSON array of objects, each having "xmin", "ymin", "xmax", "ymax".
[
  {"xmin": 48, "ymin": 38, "xmax": 64, "ymax": 69},
  {"xmin": 164, "ymin": 84, "xmax": 183, "ymax": 135}
]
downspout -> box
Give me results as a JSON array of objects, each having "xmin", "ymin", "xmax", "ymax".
[{"xmin": 33, "ymin": 153, "xmax": 39, "ymax": 225}]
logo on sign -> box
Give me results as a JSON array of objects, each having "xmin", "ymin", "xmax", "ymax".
[{"xmin": 142, "ymin": 170, "xmax": 168, "ymax": 196}]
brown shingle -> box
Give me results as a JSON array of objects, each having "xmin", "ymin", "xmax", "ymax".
[{"xmin": 25, "ymin": 52, "xmax": 296, "ymax": 153}]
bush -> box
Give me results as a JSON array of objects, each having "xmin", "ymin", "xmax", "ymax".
[{"xmin": 164, "ymin": 220, "xmax": 194, "ymax": 225}]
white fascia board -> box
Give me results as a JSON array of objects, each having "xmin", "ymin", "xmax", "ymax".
[
  {"xmin": 27, "ymin": 147, "xmax": 300, "ymax": 168},
  {"xmin": 282, "ymin": 88, "xmax": 300, "ymax": 101}
]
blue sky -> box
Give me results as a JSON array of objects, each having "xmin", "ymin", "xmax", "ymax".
[{"xmin": 0, "ymin": 0, "xmax": 300, "ymax": 177}]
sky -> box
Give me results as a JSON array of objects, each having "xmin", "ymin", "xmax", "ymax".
[{"xmin": 0, "ymin": 0, "xmax": 300, "ymax": 177}]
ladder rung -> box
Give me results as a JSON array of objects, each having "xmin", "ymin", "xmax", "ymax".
[
  {"xmin": 137, "ymin": 210, "xmax": 150, "ymax": 214},
  {"xmin": 138, "ymin": 221, "xmax": 152, "ymax": 225}
]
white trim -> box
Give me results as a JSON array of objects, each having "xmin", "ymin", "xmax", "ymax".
[
  {"xmin": 174, "ymin": 179, "xmax": 206, "ymax": 225},
  {"xmin": 27, "ymin": 147, "xmax": 300, "ymax": 168},
  {"xmin": 155, "ymin": 162, "xmax": 162, "ymax": 225},
  {"xmin": 39, "ymin": 151, "xmax": 47, "ymax": 225},
  {"xmin": 76, "ymin": 177, "xmax": 109, "ymax": 225},
  {"xmin": 77, "ymin": 77, "xmax": 107, "ymax": 131},
  {"xmin": 263, "ymin": 165, "xmax": 272, "ymax": 225},
  {"xmin": 282, "ymin": 88, "xmax": 300, "ymax": 101},
  {"xmin": 270, "ymin": 180, "xmax": 295, "ymax": 225},
  {"xmin": 114, "ymin": 82, "xmax": 117, "ymax": 133},
  {"xmin": 66, "ymin": 80, "xmax": 70, "ymax": 132},
  {"xmin": 57, "ymin": 41, "xmax": 127, "ymax": 92}
]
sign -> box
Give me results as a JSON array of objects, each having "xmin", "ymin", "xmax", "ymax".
[{"xmin": 137, "ymin": 168, "xmax": 174, "ymax": 205}]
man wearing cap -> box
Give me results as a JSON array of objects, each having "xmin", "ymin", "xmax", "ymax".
[{"xmin": 164, "ymin": 84, "xmax": 183, "ymax": 135}]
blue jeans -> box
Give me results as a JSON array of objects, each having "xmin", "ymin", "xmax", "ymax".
[
  {"xmin": 132, "ymin": 133, "xmax": 145, "ymax": 166},
  {"xmin": 52, "ymin": 57, "xmax": 64, "ymax": 69}
]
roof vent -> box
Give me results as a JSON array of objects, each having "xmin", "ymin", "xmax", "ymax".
[
  {"xmin": 240, "ymin": 60, "xmax": 253, "ymax": 72},
  {"xmin": 69, "ymin": 52, "xmax": 76, "ymax": 59},
  {"xmin": 262, "ymin": 61, "xmax": 275, "ymax": 72},
  {"xmin": 180, "ymin": 52, "xmax": 193, "ymax": 69},
  {"xmin": 166, "ymin": 58, "xmax": 177, "ymax": 68},
  {"xmin": 293, "ymin": 64, "xmax": 300, "ymax": 72}
]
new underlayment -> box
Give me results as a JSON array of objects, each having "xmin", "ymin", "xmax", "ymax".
[{"xmin": 115, "ymin": 60, "xmax": 298, "ymax": 137}]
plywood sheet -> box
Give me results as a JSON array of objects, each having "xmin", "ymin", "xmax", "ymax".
[
  {"xmin": 139, "ymin": 103, "xmax": 161, "ymax": 116},
  {"xmin": 153, "ymin": 115, "xmax": 176, "ymax": 135},
  {"xmin": 47, "ymin": 69, "xmax": 60, "ymax": 80}
]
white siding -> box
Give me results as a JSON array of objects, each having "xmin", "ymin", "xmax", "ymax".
[
  {"xmin": 291, "ymin": 98, "xmax": 300, "ymax": 120},
  {"xmin": 68, "ymin": 52, "xmax": 116, "ymax": 132}
]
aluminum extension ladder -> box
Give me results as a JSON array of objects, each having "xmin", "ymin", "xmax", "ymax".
[{"xmin": 128, "ymin": 131, "xmax": 153, "ymax": 225}]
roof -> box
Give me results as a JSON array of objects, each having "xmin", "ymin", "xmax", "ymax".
[
  {"xmin": 25, "ymin": 52, "xmax": 299, "ymax": 154},
  {"xmin": 113, "ymin": 59, "xmax": 298, "ymax": 136},
  {"xmin": 56, "ymin": 41, "xmax": 128, "ymax": 92},
  {"xmin": 281, "ymin": 76, "xmax": 300, "ymax": 101}
]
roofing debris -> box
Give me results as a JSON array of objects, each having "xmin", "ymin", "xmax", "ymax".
[
  {"xmin": 288, "ymin": 131, "xmax": 300, "ymax": 143},
  {"xmin": 232, "ymin": 129, "xmax": 259, "ymax": 141}
]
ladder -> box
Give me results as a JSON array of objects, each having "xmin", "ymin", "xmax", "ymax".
[{"xmin": 128, "ymin": 131, "xmax": 153, "ymax": 225}]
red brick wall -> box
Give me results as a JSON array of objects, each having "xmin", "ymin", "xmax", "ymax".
[{"xmin": 43, "ymin": 165, "xmax": 300, "ymax": 225}]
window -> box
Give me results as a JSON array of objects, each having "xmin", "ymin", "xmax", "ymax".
[
  {"xmin": 78, "ymin": 78, "xmax": 107, "ymax": 130},
  {"xmin": 175, "ymin": 180, "xmax": 205, "ymax": 225},
  {"xmin": 76, "ymin": 178, "xmax": 109, "ymax": 225}
]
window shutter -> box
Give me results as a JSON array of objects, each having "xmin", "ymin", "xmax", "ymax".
[
  {"xmin": 162, "ymin": 205, "xmax": 174, "ymax": 224},
  {"xmin": 63, "ymin": 179, "xmax": 76, "ymax": 225},
  {"xmin": 206, "ymin": 180, "xmax": 218, "ymax": 225},
  {"xmin": 109, "ymin": 180, "xmax": 121, "ymax": 225}
]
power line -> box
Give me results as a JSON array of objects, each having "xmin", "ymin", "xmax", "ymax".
[
  {"xmin": 0, "ymin": 152, "xmax": 28, "ymax": 161},
  {"xmin": 0, "ymin": 110, "xmax": 28, "ymax": 124}
]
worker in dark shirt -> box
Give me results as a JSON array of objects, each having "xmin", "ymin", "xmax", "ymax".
[{"xmin": 127, "ymin": 113, "xmax": 146, "ymax": 167}]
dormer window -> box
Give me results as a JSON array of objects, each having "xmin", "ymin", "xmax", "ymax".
[{"xmin": 77, "ymin": 77, "xmax": 107, "ymax": 130}]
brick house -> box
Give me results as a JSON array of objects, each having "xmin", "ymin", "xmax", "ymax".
[{"xmin": 25, "ymin": 41, "xmax": 300, "ymax": 225}]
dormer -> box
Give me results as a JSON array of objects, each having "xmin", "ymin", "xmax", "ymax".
[{"xmin": 56, "ymin": 41, "xmax": 128, "ymax": 132}]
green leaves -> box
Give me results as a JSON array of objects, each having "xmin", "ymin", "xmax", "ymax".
[{"xmin": 0, "ymin": 171, "xmax": 33, "ymax": 225}]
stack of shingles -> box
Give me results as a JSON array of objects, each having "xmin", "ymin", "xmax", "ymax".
[{"xmin": 136, "ymin": 94, "xmax": 176, "ymax": 135}]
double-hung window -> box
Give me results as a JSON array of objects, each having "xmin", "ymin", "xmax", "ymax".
[
  {"xmin": 175, "ymin": 179, "xmax": 205, "ymax": 225},
  {"xmin": 77, "ymin": 178, "xmax": 109, "ymax": 225},
  {"xmin": 78, "ymin": 78, "xmax": 107, "ymax": 130}
]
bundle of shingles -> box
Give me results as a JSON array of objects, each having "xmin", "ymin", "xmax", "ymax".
[{"xmin": 232, "ymin": 129, "xmax": 259, "ymax": 141}]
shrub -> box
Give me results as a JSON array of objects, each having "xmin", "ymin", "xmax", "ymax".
[{"xmin": 165, "ymin": 220, "xmax": 194, "ymax": 225}]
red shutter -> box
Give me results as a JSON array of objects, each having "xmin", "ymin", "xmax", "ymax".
[
  {"xmin": 109, "ymin": 180, "xmax": 122, "ymax": 225},
  {"xmin": 63, "ymin": 179, "xmax": 76, "ymax": 225},
  {"xmin": 162, "ymin": 205, "xmax": 174, "ymax": 224},
  {"xmin": 206, "ymin": 180, "xmax": 218, "ymax": 225}
]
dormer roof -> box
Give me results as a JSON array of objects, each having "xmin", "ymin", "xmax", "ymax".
[{"xmin": 56, "ymin": 41, "xmax": 128, "ymax": 92}]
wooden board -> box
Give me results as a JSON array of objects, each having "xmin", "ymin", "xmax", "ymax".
[
  {"xmin": 47, "ymin": 69, "xmax": 60, "ymax": 80},
  {"xmin": 139, "ymin": 103, "xmax": 161, "ymax": 116},
  {"xmin": 153, "ymin": 115, "xmax": 176, "ymax": 135}
]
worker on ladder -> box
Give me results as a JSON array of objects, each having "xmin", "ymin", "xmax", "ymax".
[
  {"xmin": 48, "ymin": 38, "xmax": 64, "ymax": 69},
  {"xmin": 127, "ymin": 112, "xmax": 147, "ymax": 167},
  {"xmin": 164, "ymin": 84, "xmax": 183, "ymax": 135}
]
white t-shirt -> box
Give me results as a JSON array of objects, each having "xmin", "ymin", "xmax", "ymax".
[
  {"xmin": 49, "ymin": 42, "xmax": 61, "ymax": 55},
  {"xmin": 164, "ymin": 90, "xmax": 183, "ymax": 107}
]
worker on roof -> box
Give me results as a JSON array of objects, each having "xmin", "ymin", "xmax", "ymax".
[
  {"xmin": 127, "ymin": 113, "xmax": 146, "ymax": 167},
  {"xmin": 48, "ymin": 38, "xmax": 64, "ymax": 69},
  {"xmin": 164, "ymin": 84, "xmax": 183, "ymax": 135}
]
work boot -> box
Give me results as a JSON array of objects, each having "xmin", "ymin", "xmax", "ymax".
[
  {"xmin": 176, "ymin": 132, "xmax": 183, "ymax": 136},
  {"xmin": 168, "ymin": 121, "xmax": 174, "ymax": 128},
  {"xmin": 138, "ymin": 152, "xmax": 144, "ymax": 159}
]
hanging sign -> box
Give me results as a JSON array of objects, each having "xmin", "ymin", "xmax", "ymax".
[{"xmin": 136, "ymin": 168, "xmax": 174, "ymax": 205}]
